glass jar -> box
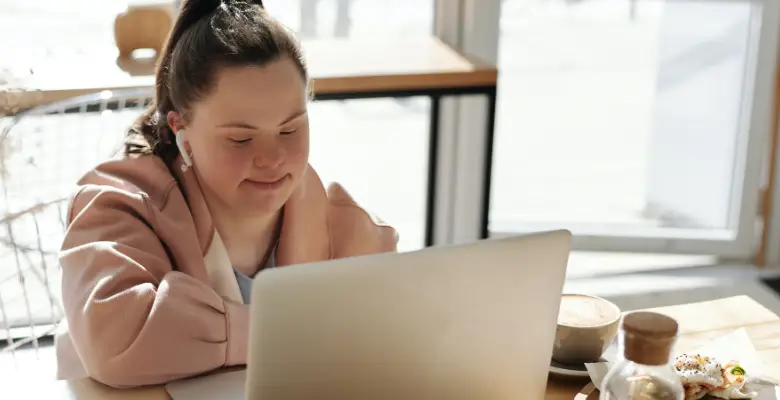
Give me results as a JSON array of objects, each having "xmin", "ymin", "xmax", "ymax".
[{"xmin": 600, "ymin": 311, "xmax": 684, "ymax": 400}]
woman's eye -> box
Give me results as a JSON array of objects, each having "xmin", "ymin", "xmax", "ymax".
[
  {"xmin": 230, "ymin": 138, "xmax": 252, "ymax": 144},
  {"xmin": 280, "ymin": 129, "xmax": 298, "ymax": 136}
]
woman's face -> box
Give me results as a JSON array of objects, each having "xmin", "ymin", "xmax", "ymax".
[{"xmin": 172, "ymin": 58, "xmax": 310, "ymax": 216}]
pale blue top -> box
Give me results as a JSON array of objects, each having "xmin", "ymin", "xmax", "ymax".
[{"xmin": 233, "ymin": 247, "xmax": 276, "ymax": 304}]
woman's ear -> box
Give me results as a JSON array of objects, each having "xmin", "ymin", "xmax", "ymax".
[{"xmin": 167, "ymin": 111, "xmax": 184, "ymax": 133}]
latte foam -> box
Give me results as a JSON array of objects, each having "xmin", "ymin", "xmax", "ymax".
[{"xmin": 557, "ymin": 294, "xmax": 619, "ymax": 327}]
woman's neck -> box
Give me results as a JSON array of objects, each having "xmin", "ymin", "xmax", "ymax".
[{"xmin": 212, "ymin": 207, "xmax": 282, "ymax": 276}]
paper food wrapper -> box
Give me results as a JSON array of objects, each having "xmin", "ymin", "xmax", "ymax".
[{"xmin": 585, "ymin": 328, "xmax": 780, "ymax": 398}]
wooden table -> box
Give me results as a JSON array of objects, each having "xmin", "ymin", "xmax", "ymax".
[
  {"xmin": 2, "ymin": 36, "xmax": 498, "ymax": 247},
  {"xmin": 9, "ymin": 37, "xmax": 497, "ymax": 109},
  {"xmin": 8, "ymin": 295, "xmax": 780, "ymax": 399}
]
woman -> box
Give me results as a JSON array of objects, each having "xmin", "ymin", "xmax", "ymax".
[{"xmin": 55, "ymin": 0, "xmax": 398, "ymax": 388}]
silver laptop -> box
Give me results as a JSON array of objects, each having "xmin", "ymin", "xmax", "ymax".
[{"xmin": 246, "ymin": 230, "xmax": 572, "ymax": 399}]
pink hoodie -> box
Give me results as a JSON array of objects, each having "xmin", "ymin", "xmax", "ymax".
[{"xmin": 54, "ymin": 154, "xmax": 398, "ymax": 388}]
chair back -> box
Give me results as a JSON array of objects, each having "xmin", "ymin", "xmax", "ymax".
[{"xmin": 0, "ymin": 88, "xmax": 154, "ymax": 360}]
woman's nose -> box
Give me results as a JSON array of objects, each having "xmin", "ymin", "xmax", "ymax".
[{"xmin": 253, "ymin": 140, "xmax": 284, "ymax": 169}]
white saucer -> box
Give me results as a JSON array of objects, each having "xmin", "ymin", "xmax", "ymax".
[
  {"xmin": 549, "ymin": 359, "xmax": 591, "ymax": 377},
  {"xmin": 550, "ymin": 340, "xmax": 617, "ymax": 378}
]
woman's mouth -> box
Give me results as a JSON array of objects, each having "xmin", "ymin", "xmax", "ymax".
[{"xmin": 243, "ymin": 175, "xmax": 289, "ymax": 191}]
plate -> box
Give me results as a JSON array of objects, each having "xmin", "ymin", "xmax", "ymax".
[{"xmin": 549, "ymin": 359, "xmax": 591, "ymax": 377}]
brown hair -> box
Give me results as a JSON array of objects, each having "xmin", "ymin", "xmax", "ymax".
[{"xmin": 125, "ymin": 0, "xmax": 308, "ymax": 165}]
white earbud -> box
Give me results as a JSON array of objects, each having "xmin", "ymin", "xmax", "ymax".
[{"xmin": 175, "ymin": 129, "xmax": 193, "ymax": 172}]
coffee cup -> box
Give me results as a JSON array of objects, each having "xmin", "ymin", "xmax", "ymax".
[{"xmin": 552, "ymin": 293, "xmax": 621, "ymax": 365}]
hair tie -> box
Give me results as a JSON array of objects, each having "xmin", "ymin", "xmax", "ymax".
[{"xmin": 219, "ymin": 0, "xmax": 264, "ymax": 8}]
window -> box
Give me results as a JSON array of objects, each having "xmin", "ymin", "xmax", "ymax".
[{"xmin": 487, "ymin": 0, "xmax": 775, "ymax": 256}]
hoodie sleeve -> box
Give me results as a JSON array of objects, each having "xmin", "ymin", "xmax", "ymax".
[
  {"xmin": 326, "ymin": 182, "xmax": 399, "ymax": 258},
  {"xmin": 59, "ymin": 185, "xmax": 248, "ymax": 388}
]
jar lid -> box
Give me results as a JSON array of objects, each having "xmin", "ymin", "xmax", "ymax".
[
  {"xmin": 622, "ymin": 311, "xmax": 679, "ymax": 339},
  {"xmin": 622, "ymin": 311, "xmax": 679, "ymax": 365}
]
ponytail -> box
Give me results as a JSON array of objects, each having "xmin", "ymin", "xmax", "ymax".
[
  {"xmin": 125, "ymin": 106, "xmax": 179, "ymax": 164},
  {"xmin": 123, "ymin": 0, "xmax": 221, "ymax": 163}
]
